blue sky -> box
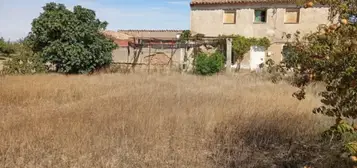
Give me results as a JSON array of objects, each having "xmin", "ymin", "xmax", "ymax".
[{"xmin": 0, "ymin": 0, "xmax": 190, "ymax": 41}]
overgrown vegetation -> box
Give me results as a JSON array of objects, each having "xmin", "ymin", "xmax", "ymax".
[
  {"xmin": 25, "ymin": 2, "xmax": 117, "ymax": 74},
  {"xmin": 215, "ymin": 35, "xmax": 270, "ymax": 71},
  {"xmin": 0, "ymin": 37, "xmax": 16, "ymax": 57},
  {"xmin": 232, "ymin": 35, "xmax": 270, "ymax": 71},
  {"xmin": 193, "ymin": 52, "xmax": 224, "ymax": 75},
  {"xmin": 267, "ymin": 0, "xmax": 357, "ymax": 163},
  {"xmin": 2, "ymin": 44, "xmax": 46, "ymax": 75}
]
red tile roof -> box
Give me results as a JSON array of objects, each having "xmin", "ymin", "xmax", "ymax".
[{"xmin": 190, "ymin": 0, "xmax": 297, "ymax": 5}]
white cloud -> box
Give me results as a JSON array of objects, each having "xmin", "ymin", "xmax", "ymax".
[{"xmin": 0, "ymin": 0, "xmax": 189, "ymax": 41}]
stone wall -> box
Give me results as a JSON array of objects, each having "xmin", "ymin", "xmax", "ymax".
[
  {"xmin": 191, "ymin": 4, "xmax": 332, "ymax": 63},
  {"xmin": 112, "ymin": 47, "xmax": 183, "ymax": 68}
]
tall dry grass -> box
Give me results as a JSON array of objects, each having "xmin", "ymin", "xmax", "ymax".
[{"xmin": 0, "ymin": 72, "xmax": 334, "ymax": 168}]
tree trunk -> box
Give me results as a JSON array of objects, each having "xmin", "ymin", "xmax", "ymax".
[{"xmin": 235, "ymin": 60, "xmax": 242, "ymax": 72}]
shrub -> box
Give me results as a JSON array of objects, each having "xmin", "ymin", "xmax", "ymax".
[
  {"xmin": 26, "ymin": 2, "xmax": 118, "ymax": 74},
  {"xmin": 0, "ymin": 38, "xmax": 16, "ymax": 56},
  {"xmin": 193, "ymin": 52, "xmax": 224, "ymax": 75},
  {"xmin": 2, "ymin": 44, "xmax": 46, "ymax": 75}
]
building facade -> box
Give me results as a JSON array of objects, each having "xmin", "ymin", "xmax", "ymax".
[{"xmin": 190, "ymin": 0, "xmax": 331, "ymax": 69}]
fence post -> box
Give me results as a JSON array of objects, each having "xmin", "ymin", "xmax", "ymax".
[
  {"xmin": 226, "ymin": 38, "xmax": 232, "ymax": 73},
  {"xmin": 180, "ymin": 47, "xmax": 185, "ymax": 71},
  {"xmin": 148, "ymin": 41, "xmax": 151, "ymax": 73}
]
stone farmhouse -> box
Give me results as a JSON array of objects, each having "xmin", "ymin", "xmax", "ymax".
[{"xmin": 190, "ymin": 0, "xmax": 331, "ymax": 69}]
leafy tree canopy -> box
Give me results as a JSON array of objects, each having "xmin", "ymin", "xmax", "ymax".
[
  {"xmin": 268, "ymin": 0, "xmax": 357, "ymax": 119},
  {"xmin": 179, "ymin": 30, "xmax": 192, "ymax": 42},
  {"xmin": 26, "ymin": 2, "xmax": 118, "ymax": 74}
]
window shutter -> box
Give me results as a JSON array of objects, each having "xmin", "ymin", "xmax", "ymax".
[
  {"xmin": 224, "ymin": 12, "xmax": 236, "ymax": 24},
  {"xmin": 285, "ymin": 9, "xmax": 299, "ymax": 23}
]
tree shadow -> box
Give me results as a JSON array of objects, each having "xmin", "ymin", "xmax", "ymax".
[{"xmin": 208, "ymin": 114, "xmax": 354, "ymax": 168}]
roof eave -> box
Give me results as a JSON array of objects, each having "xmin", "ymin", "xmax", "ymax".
[{"xmin": 190, "ymin": 1, "xmax": 297, "ymax": 6}]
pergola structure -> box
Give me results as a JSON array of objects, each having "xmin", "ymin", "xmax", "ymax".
[{"xmin": 102, "ymin": 30, "xmax": 239, "ymax": 73}]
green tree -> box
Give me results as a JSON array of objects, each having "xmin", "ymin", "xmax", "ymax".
[
  {"xmin": 232, "ymin": 35, "xmax": 252, "ymax": 71},
  {"xmin": 264, "ymin": 1, "xmax": 357, "ymax": 161},
  {"xmin": 179, "ymin": 30, "xmax": 192, "ymax": 42},
  {"xmin": 26, "ymin": 2, "xmax": 118, "ymax": 74},
  {"xmin": 267, "ymin": 1, "xmax": 357, "ymax": 119}
]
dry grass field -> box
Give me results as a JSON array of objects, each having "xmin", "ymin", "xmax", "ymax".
[{"xmin": 0, "ymin": 72, "xmax": 335, "ymax": 168}]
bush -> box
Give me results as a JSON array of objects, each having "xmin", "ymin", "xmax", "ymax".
[
  {"xmin": 2, "ymin": 45, "xmax": 46, "ymax": 75},
  {"xmin": 193, "ymin": 52, "xmax": 224, "ymax": 75},
  {"xmin": 26, "ymin": 2, "xmax": 118, "ymax": 74},
  {"xmin": 0, "ymin": 38, "xmax": 16, "ymax": 56}
]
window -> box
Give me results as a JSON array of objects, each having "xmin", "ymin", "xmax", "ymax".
[
  {"xmin": 284, "ymin": 9, "xmax": 300, "ymax": 24},
  {"xmin": 223, "ymin": 11, "xmax": 236, "ymax": 24},
  {"xmin": 254, "ymin": 10, "xmax": 267, "ymax": 23}
]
